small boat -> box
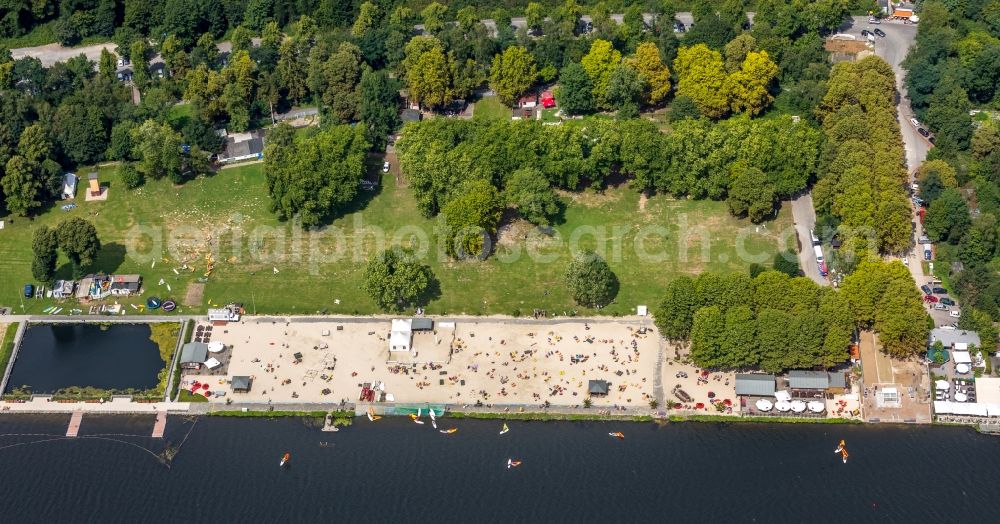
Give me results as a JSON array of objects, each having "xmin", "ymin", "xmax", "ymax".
[
  {"xmin": 609, "ymin": 432, "xmax": 625, "ymax": 439},
  {"xmin": 428, "ymin": 408, "xmax": 437, "ymax": 428},
  {"xmin": 507, "ymin": 459, "xmax": 522, "ymax": 469},
  {"xmin": 367, "ymin": 407, "xmax": 381, "ymax": 422},
  {"xmin": 440, "ymin": 428, "xmax": 457, "ymax": 434},
  {"xmin": 410, "ymin": 413, "xmax": 425, "ymax": 425},
  {"xmin": 834, "ymin": 440, "xmax": 848, "ymax": 464},
  {"xmin": 499, "ymin": 423, "xmax": 510, "ymax": 435},
  {"xmin": 280, "ymin": 453, "xmax": 290, "ymax": 467}
]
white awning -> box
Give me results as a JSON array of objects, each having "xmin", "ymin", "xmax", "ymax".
[
  {"xmin": 205, "ymin": 357, "xmax": 222, "ymax": 369},
  {"xmin": 774, "ymin": 390, "xmax": 791, "ymax": 402},
  {"xmin": 953, "ymin": 351, "xmax": 972, "ymax": 364}
]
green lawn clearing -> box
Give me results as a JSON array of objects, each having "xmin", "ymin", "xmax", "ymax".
[
  {"xmin": 473, "ymin": 96, "xmax": 512, "ymax": 121},
  {"xmin": 0, "ymin": 161, "xmax": 794, "ymax": 316}
]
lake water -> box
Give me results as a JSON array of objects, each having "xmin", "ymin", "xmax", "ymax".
[
  {"xmin": 5, "ymin": 323, "xmax": 163, "ymax": 393},
  {"xmin": 0, "ymin": 415, "xmax": 998, "ymax": 522}
]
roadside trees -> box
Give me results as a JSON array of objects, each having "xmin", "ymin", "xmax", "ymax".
[{"xmin": 489, "ymin": 46, "xmax": 537, "ymax": 107}]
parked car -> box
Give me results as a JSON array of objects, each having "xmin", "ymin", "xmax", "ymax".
[
  {"xmin": 810, "ymin": 228, "xmax": 820, "ymax": 245},
  {"xmin": 934, "ymin": 303, "xmax": 948, "ymax": 310},
  {"xmin": 23, "ymin": 283, "xmax": 34, "ymax": 298},
  {"xmin": 903, "ymin": 257, "xmax": 909, "ymax": 266},
  {"xmin": 869, "ymin": 17, "xmax": 881, "ymax": 24},
  {"xmin": 921, "ymin": 284, "xmax": 933, "ymax": 295},
  {"xmin": 940, "ymin": 298, "xmax": 956, "ymax": 306},
  {"xmin": 918, "ymin": 127, "xmax": 930, "ymax": 137},
  {"xmin": 861, "ymin": 29, "xmax": 872, "ymax": 38},
  {"xmin": 924, "ymin": 294, "xmax": 938, "ymax": 303},
  {"xmin": 932, "ymin": 287, "xmax": 947, "ymax": 294},
  {"xmin": 874, "ymin": 28, "xmax": 886, "ymax": 37},
  {"xmin": 950, "ymin": 310, "xmax": 961, "ymax": 318},
  {"xmin": 382, "ymin": 161, "xmax": 390, "ymax": 173},
  {"xmin": 909, "ymin": 117, "xmax": 920, "ymax": 128}
]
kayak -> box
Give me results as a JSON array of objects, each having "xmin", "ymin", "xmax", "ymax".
[
  {"xmin": 609, "ymin": 432, "xmax": 625, "ymax": 439},
  {"xmin": 440, "ymin": 428, "xmax": 457, "ymax": 434},
  {"xmin": 499, "ymin": 423, "xmax": 510, "ymax": 435},
  {"xmin": 280, "ymin": 453, "xmax": 290, "ymax": 467},
  {"xmin": 507, "ymin": 459, "xmax": 522, "ymax": 469}
]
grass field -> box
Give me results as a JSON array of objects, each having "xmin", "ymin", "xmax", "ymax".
[
  {"xmin": 473, "ymin": 96, "xmax": 512, "ymax": 121},
  {"xmin": 0, "ymin": 22, "xmax": 108, "ymax": 50},
  {"xmin": 0, "ymin": 161, "xmax": 794, "ymax": 316}
]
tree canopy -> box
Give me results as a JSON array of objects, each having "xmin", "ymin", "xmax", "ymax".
[
  {"xmin": 362, "ymin": 248, "xmax": 435, "ymax": 311},
  {"xmin": 565, "ymin": 250, "xmax": 619, "ymax": 308}
]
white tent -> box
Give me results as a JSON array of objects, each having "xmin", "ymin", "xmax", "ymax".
[
  {"xmin": 807, "ymin": 401, "xmax": 825, "ymax": 413},
  {"xmin": 790, "ymin": 400, "xmax": 807, "ymax": 413},
  {"xmin": 935, "ymin": 379, "xmax": 951, "ymax": 391},
  {"xmin": 207, "ymin": 341, "xmax": 225, "ymax": 353},
  {"xmin": 774, "ymin": 390, "xmax": 792, "ymax": 402},
  {"xmin": 775, "ymin": 400, "xmax": 792, "ymax": 412},
  {"xmin": 953, "ymin": 351, "xmax": 973, "ymax": 364},
  {"xmin": 204, "ymin": 357, "xmax": 221, "ymax": 369},
  {"xmin": 755, "ymin": 399, "xmax": 773, "ymax": 411}
]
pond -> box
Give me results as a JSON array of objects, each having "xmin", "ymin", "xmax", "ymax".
[{"xmin": 5, "ymin": 323, "xmax": 165, "ymax": 393}]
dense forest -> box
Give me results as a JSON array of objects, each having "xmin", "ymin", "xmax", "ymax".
[{"xmin": 900, "ymin": 0, "xmax": 1000, "ymax": 345}]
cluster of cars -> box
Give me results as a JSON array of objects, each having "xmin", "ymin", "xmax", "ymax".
[
  {"xmin": 922, "ymin": 284, "xmax": 961, "ymax": 317},
  {"xmin": 909, "ymin": 117, "xmax": 935, "ymax": 143},
  {"xmin": 861, "ymin": 28, "xmax": 887, "ymax": 39}
]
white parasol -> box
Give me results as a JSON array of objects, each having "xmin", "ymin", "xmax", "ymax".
[
  {"xmin": 955, "ymin": 392, "xmax": 968, "ymax": 402},
  {"xmin": 207, "ymin": 341, "xmax": 225, "ymax": 353},
  {"xmin": 956, "ymin": 363, "xmax": 971, "ymax": 374},
  {"xmin": 774, "ymin": 390, "xmax": 792, "ymax": 402},
  {"xmin": 755, "ymin": 399, "xmax": 773, "ymax": 411},
  {"xmin": 935, "ymin": 379, "xmax": 950, "ymax": 391},
  {"xmin": 204, "ymin": 357, "xmax": 222, "ymax": 369},
  {"xmin": 775, "ymin": 400, "xmax": 792, "ymax": 412},
  {"xmin": 790, "ymin": 400, "xmax": 807, "ymax": 413},
  {"xmin": 807, "ymin": 401, "xmax": 825, "ymax": 413}
]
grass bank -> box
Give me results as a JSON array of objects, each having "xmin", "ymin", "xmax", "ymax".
[
  {"xmin": 0, "ymin": 322, "xmax": 19, "ymax": 381},
  {"xmin": 447, "ymin": 411, "xmax": 654, "ymax": 422},
  {"xmin": 178, "ymin": 390, "xmax": 209, "ymax": 402},
  {"xmin": 149, "ymin": 322, "xmax": 182, "ymax": 398},
  {"xmin": 669, "ymin": 415, "xmax": 861, "ymax": 424},
  {"xmin": 205, "ymin": 410, "xmax": 353, "ymax": 418}
]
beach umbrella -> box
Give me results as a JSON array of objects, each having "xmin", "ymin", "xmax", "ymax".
[
  {"xmin": 935, "ymin": 380, "xmax": 950, "ymax": 390},
  {"xmin": 956, "ymin": 363, "xmax": 971, "ymax": 374},
  {"xmin": 755, "ymin": 399, "xmax": 773, "ymax": 411},
  {"xmin": 955, "ymin": 392, "xmax": 968, "ymax": 402},
  {"xmin": 790, "ymin": 400, "xmax": 807, "ymax": 413},
  {"xmin": 774, "ymin": 400, "xmax": 792, "ymax": 412},
  {"xmin": 723, "ymin": 399, "xmax": 732, "ymax": 407},
  {"xmin": 707, "ymin": 391, "xmax": 716, "ymax": 399},
  {"xmin": 695, "ymin": 402, "xmax": 705, "ymax": 409},
  {"xmin": 807, "ymin": 401, "xmax": 825, "ymax": 413}
]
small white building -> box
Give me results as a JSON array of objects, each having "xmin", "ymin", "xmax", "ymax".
[
  {"xmin": 389, "ymin": 319, "xmax": 413, "ymax": 353},
  {"xmin": 62, "ymin": 173, "xmax": 77, "ymax": 199},
  {"xmin": 52, "ymin": 280, "xmax": 75, "ymax": 298},
  {"xmin": 208, "ymin": 303, "xmax": 243, "ymax": 323}
]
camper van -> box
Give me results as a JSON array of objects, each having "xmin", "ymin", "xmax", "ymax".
[{"xmin": 814, "ymin": 245, "xmax": 827, "ymax": 276}]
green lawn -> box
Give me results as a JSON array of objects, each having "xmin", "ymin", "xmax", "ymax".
[
  {"xmin": 0, "ymin": 322, "xmax": 19, "ymax": 380},
  {"xmin": 0, "ymin": 162, "xmax": 794, "ymax": 316},
  {"xmin": 473, "ymin": 96, "xmax": 512, "ymax": 121},
  {"xmin": 0, "ymin": 22, "xmax": 109, "ymax": 50}
]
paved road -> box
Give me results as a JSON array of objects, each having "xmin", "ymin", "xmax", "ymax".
[
  {"xmin": 790, "ymin": 192, "xmax": 826, "ymax": 285},
  {"xmin": 11, "ymin": 38, "xmax": 258, "ymax": 69}
]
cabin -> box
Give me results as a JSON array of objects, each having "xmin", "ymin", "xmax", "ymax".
[
  {"xmin": 231, "ymin": 375, "xmax": 253, "ymax": 393},
  {"xmin": 411, "ymin": 318, "xmax": 434, "ymax": 331},
  {"xmin": 735, "ymin": 374, "xmax": 776, "ymax": 397},
  {"xmin": 588, "ymin": 379, "xmax": 609, "ymax": 396},
  {"xmin": 180, "ymin": 342, "xmax": 209, "ymax": 369},
  {"xmin": 109, "ymin": 275, "xmax": 142, "ymax": 296},
  {"xmin": 62, "ymin": 173, "xmax": 77, "ymax": 200},
  {"xmin": 207, "ymin": 303, "xmax": 243, "ymax": 324},
  {"xmin": 217, "ymin": 130, "xmax": 265, "ymax": 164},
  {"xmin": 389, "ymin": 319, "xmax": 413, "ymax": 353},
  {"xmin": 51, "ymin": 280, "xmax": 76, "ymax": 299}
]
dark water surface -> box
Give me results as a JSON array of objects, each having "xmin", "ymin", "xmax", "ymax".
[
  {"xmin": 5, "ymin": 323, "xmax": 163, "ymax": 392},
  {"xmin": 1, "ymin": 416, "xmax": 999, "ymax": 523}
]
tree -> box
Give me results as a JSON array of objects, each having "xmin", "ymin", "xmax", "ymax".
[
  {"xmin": 352, "ymin": 1, "xmax": 380, "ymax": 37},
  {"xmin": 129, "ymin": 40, "xmax": 150, "ymax": 85},
  {"xmin": 924, "ymin": 188, "xmax": 970, "ymax": 244},
  {"xmin": 525, "ymin": 2, "xmax": 545, "ymax": 33},
  {"xmin": 504, "ymin": 167, "xmax": 560, "ymax": 225},
  {"xmin": 420, "ymin": 2, "xmax": 448, "ymax": 34},
  {"xmin": 565, "ymin": 250, "xmax": 619, "ymax": 308},
  {"xmin": 363, "ymin": 248, "xmax": 435, "ymax": 311},
  {"xmin": 916, "ymin": 159, "xmax": 958, "ymax": 190},
  {"xmin": 674, "ymin": 44, "xmax": 729, "ymax": 118},
  {"xmin": 441, "ymin": 179, "xmax": 503, "ymax": 259},
  {"xmin": 555, "ymin": 63, "xmax": 594, "ymax": 115},
  {"xmin": 130, "ymin": 120, "xmax": 184, "ymax": 183},
  {"xmin": 726, "ymin": 50, "xmax": 779, "ymax": 115},
  {"xmin": 690, "ymin": 305, "xmax": 727, "ymax": 368},
  {"xmin": 1, "ymin": 155, "xmax": 42, "ymax": 216},
  {"xmin": 489, "ymin": 46, "xmax": 537, "ymax": 107},
  {"xmin": 669, "ymin": 95, "xmax": 701, "ymax": 121},
  {"xmin": 404, "ymin": 39, "xmax": 452, "ymax": 109},
  {"xmin": 31, "ymin": 225, "xmax": 58, "ymax": 282},
  {"xmin": 243, "ymin": 0, "xmax": 274, "ymax": 31},
  {"xmin": 98, "ymin": 48, "xmax": 117, "ymax": 81},
  {"xmin": 925, "ymin": 85, "xmax": 973, "ymax": 152},
  {"xmin": 605, "ymin": 64, "xmax": 643, "ymax": 116},
  {"xmin": 653, "ymin": 276, "xmax": 697, "ymax": 340},
  {"xmin": 727, "ymin": 163, "xmax": 776, "ymax": 222},
  {"xmin": 263, "ymin": 123, "xmax": 370, "ymax": 227},
  {"xmin": 230, "ymin": 25, "xmax": 254, "ymax": 54},
  {"xmin": 724, "ymin": 34, "xmax": 757, "ymax": 73},
  {"xmin": 359, "ymin": 68, "xmax": 401, "ymax": 151},
  {"xmin": 117, "ymin": 162, "xmax": 143, "ymax": 189},
  {"xmin": 581, "ymin": 39, "xmax": 622, "ymax": 109},
  {"xmin": 625, "ymin": 42, "xmax": 671, "ymax": 106},
  {"xmin": 310, "ymin": 43, "xmax": 362, "ymax": 122},
  {"xmin": 773, "ymin": 250, "xmax": 800, "ymax": 277},
  {"xmin": 57, "ymin": 217, "xmax": 101, "ymax": 272}
]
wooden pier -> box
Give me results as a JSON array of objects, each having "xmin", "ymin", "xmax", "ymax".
[
  {"xmin": 66, "ymin": 411, "xmax": 83, "ymax": 437},
  {"xmin": 151, "ymin": 412, "xmax": 167, "ymax": 438}
]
